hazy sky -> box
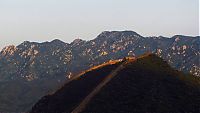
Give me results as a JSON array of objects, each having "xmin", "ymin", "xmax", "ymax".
[{"xmin": 0, "ymin": 0, "xmax": 199, "ymax": 49}]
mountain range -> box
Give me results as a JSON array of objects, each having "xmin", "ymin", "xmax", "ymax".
[
  {"xmin": 30, "ymin": 53, "xmax": 200, "ymax": 113},
  {"xmin": 0, "ymin": 31, "xmax": 199, "ymax": 112}
]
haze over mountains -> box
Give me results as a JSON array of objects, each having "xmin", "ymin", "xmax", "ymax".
[{"xmin": 0, "ymin": 31, "xmax": 199, "ymax": 112}]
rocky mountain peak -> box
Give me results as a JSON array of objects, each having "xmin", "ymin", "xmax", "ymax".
[
  {"xmin": 17, "ymin": 41, "xmax": 39, "ymax": 50},
  {"xmin": 0, "ymin": 31, "xmax": 199, "ymax": 112},
  {"xmin": 49, "ymin": 39, "xmax": 67, "ymax": 47},
  {"xmin": 96, "ymin": 30, "xmax": 142, "ymax": 41},
  {"xmin": 51, "ymin": 39, "xmax": 65, "ymax": 44},
  {"xmin": 71, "ymin": 38, "xmax": 84, "ymax": 45},
  {"xmin": 0, "ymin": 45, "xmax": 17, "ymax": 56},
  {"xmin": 21, "ymin": 41, "xmax": 32, "ymax": 46}
]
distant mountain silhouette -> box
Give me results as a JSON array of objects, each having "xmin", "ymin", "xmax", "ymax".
[
  {"xmin": 0, "ymin": 31, "xmax": 199, "ymax": 112},
  {"xmin": 30, "ymin": 53, "xmax": 200, "ymax": 113}
]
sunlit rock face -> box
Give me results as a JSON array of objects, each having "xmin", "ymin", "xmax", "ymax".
[
  {"xmin": 0, "ymin": 31, "xmax": 199, "ymax": 82},
  {"xmin": 0, "ymin": 31, "xmax": 199, "ymax": 112},
  {"xmin": 1, "ymin": 45, "xmax": 18, "ymax": 57}
]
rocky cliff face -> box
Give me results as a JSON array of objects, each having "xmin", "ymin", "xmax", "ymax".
[
  {"xmin": 0, "ymin": 31, "xmax": 199, "ymax": 82},
  {"xmin": 0, "ymin": 31, "xmax": 199, "ymax": 112}
]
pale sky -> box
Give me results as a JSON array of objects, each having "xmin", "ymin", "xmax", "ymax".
[{"xmin": 0, "ymin": 0, "xmax": 199, "ymax": 49}]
